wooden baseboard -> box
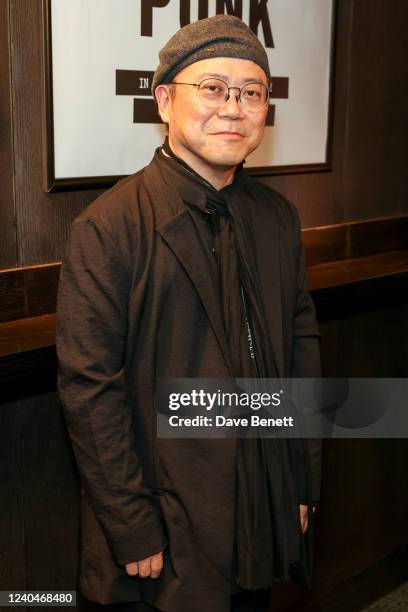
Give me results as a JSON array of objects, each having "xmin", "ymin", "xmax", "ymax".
[{"xmin": 301, "ymin": 547, "xmax": 408, "ymax": 612}]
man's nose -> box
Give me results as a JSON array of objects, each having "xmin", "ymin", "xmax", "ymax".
[{"xmin": 217, "ymin": 88, "xmax": 244, "ymax": 117}]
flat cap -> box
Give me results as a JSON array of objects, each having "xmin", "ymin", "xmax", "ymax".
[{"xmin": 152, "ymin": 14, "xmax": 270, "ymax": 97}]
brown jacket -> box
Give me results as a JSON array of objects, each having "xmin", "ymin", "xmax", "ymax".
[{"xmin": 56, "ymin": 150, "xmax": 322, "ymax": 612}]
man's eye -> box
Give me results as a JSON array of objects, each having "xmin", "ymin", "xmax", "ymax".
[
  {"xmin": 244, "ymin": 89, "xmax": 261, "ymax": 98},
  {"xmin": 203, "ymin": 85, "xmax": 222, "ymax": 94}
]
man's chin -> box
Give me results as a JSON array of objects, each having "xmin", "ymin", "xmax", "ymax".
[
  {"xmin": 209, "ymin": 153, "xmax": 246, "ymax": 169},
  {"xmin": 206, "ymin": 143, "xmax": 256, "ymax": 169}
]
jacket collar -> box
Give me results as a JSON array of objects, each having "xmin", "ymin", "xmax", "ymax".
[
  {"xmin": 159, "ymin": 137, "xmax": 243, "ymax": 218},
  {"xmin": 144, "ymin": 152, "xmax": 234, "ymax": 375}
]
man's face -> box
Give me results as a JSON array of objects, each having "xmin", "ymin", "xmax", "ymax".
[{"xmin": 156, "ymin": 57, "xmax": 269, "ymax": 177}]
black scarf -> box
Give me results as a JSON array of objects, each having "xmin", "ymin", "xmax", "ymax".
[{"xmin": 158, "ymin": 139, "xmax": 313, "ymax": 592}]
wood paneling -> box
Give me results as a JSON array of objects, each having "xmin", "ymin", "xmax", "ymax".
[
  {"xmin": 303, "ymin": 215, "xmax": 408, "ymax": 267},
  {"xmin": 313, "ymin": 305, "xmax": 408, "ymax": 598},
  {"xmin": 343, "ymin": 0, "xmax": 408, "ymax": 220},
  {"xmin": 0, "ymin": 314, "xmax": 56, "ymax": 358},
  {"xmin": 0, "ymin": 263, "xmax": 60, "ymax": 323},
  {"xmin": 7, "ymin": 0, "xmax": 103, "ymax": 267},
  {"xmin": 310, "ymin": 249, "xmax": 408, "ymax": 290},
  {"xmin": 1, "ymin": 253, "xmax": 407, "ymax": 388},
  {"xmin": 321, "ymin": 304, "xmax": 408, "ymax": 379},
  {"xmin": 0, "ymin": 215, "xmax": 407, "ymax": 325},
  {"xmin": 21, "ymin": 392, "xmax": 80, "ymax": 593},
  {"xmin": 307, "ymin": 549, "xmax": 408, "ymax": 612},
  {"xmin": 0, "ymin": 401, "xmax": 26, "ymax": 594},
  {"xmin": 0, "ymin": 392, "xmax": 80, "ymax": 599},
  {"xmin": 311, "ymin": 254, "xmax": 408, "ymax": 323},
  {"xmin": 0, "ymin": 0, "xmax": 17, "ymax": 268},
  {"xmin": 313, "ymin": 441, "xmax": 408, "ymax": 601}
]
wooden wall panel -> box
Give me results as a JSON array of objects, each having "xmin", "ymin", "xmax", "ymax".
[
  {"xmin": 0, "ymin": 0, "xmax": 17, "ymax": 268},
  {"xmin": 8, "ymin": 0, "xmax": 102, "ymax": 268},
  {"xmin": 0, "ymin": 392, "xmax": 80, "ymax": 603},
  {"xmin": 320, "ymin": 304, "xmax": 408, "ymax": 378},
  {"xmin": 314, "ymin": 438, "xmax": 408, "ymax": 595},
  {"xmin": 343, "ymin": 0, "xmax": 408, "ymax": 221},
  {"xmin": 22, "ymin": 392, "xmax": 80, "ymax": 593},
  {"xmin": 313, "ymin": 304, "xmax": 408, "ymax": 594},
  {"xmin": 0, "ymin": 402, "xmax": 26, "ymax": 595}
]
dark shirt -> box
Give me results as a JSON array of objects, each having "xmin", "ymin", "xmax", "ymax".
[{"xmin": 159, "ymin": 140, "xmax": 258, "ymax": 379}]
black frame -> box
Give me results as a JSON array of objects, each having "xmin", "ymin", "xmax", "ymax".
[{"xmin": 41, "ymin": 0, "xmax": 337, "ymax": 192}]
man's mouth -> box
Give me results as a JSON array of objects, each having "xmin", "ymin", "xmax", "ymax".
[{"xmin": 210, "ymin": 131, "xmax": 245, "ymax": 138}]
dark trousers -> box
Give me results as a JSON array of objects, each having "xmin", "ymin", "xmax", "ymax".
[
  {"xmin": 231, "ymin": 588, "xmax": 271, "ymax": 611},
  {"xmin": 105, "ymin": 605, "xmax": 154, "ymax": 612},
  {"xmin": 105, "ymin": 588, "xmax": 271, "ymax": 611}
]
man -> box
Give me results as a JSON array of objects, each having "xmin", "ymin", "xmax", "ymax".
[{"xmin": 56, "ymin": 14, "xmax": 322, "ymax": 612}]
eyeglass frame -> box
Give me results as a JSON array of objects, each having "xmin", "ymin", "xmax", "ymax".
[{"xmin": 167, "ymin": 77, "xmax": 271, "ymax": 112}]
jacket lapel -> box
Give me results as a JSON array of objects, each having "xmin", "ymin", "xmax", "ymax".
[
  {"xmin": 157, "ymin": 210, "xmax": 233, "ymax": 376},
  {"xmin": 144, "ymin": 151, "xmax": 284, "ymax": 379}
]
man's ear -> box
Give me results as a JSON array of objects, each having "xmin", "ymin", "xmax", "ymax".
[{"xmin": 155, "ymin": 85, "xmax": 172, "ymax": 124}]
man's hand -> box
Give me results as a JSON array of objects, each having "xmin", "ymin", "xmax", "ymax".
[
  {"xmin": 125, "ymin": 550, "xmax": 164, "ymax": 579},
  {"xmin": 299, "ymin": 504, "xmax": 317, "ymax": 534}
]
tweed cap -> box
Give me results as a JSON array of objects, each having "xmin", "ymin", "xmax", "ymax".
[{"xmin": 152, "ymin": 14, "xmax": 270, "ymax": 97}]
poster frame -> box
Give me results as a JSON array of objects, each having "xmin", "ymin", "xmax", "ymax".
[{"xmin": 41, "ymin": 0, "xmax": 337, "ymax": 192}]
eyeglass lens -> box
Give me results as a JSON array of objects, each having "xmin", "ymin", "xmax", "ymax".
[{"xmin": 198, "ymin": 78, "xmax": 269, "ymax": 110}]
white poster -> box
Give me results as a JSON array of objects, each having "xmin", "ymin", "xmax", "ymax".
[{"xmin": 46, "ymin": 0, "xmax": 334, "ymax": 187}]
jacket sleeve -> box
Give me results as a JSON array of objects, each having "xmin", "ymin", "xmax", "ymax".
[
  {"xmin": 289, "ymin": 205, "xmax": 323, "ymax": 505},
  {"xmin": 56, "ymin": 217, "xmax": 167, "ymax": 566}
]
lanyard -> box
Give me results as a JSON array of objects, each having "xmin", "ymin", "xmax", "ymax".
[{"xmin": 240, "ymin": 283, "xmax": 260, "ymax": 376}]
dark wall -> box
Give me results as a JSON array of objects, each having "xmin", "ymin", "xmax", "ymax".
[
  {"xmin": 1, "ymin": 392, "xmax": 80, "ymax": 593},
  {"xmin": 316, "ymin": 304, "xmax": 408, "ymax": 595},
  {"xmin": 1, "ymin": 0, "xmax": 408, "ymax": 270}
]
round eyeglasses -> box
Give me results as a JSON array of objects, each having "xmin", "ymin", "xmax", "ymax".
[{"xmin": 169, "ymin": 78, "xmax": 270, "ymax": 112}]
